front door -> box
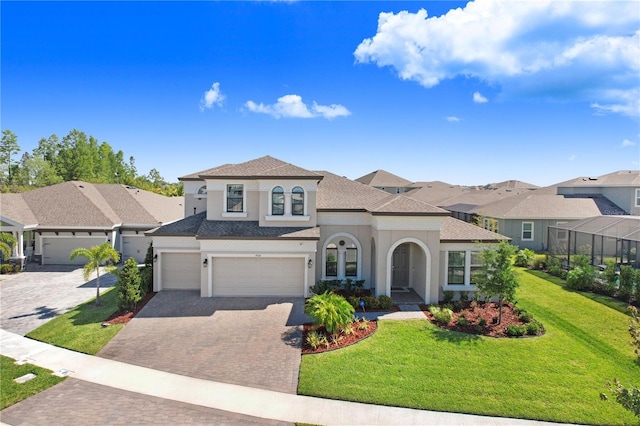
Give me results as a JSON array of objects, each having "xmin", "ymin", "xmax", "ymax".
[{"xmin": 392, "ymin": 244, "xmax": 409, "ymax": 287}]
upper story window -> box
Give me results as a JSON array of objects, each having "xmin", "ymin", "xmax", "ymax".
[
  {"xmin": 522, "ymin": 222, "xmax": 534, "ymax": 241},
  {"xmin": 226, "ymin": 184, "xmax": 244, "ymax": 212},
  {"xmin": 292, "ymin": 186, "xmax": 304, "ymax": 216},
  {"xmin": 272, "ymin": 186, "xmax": 284, "ymax": 215},
  {"xmin": 635, "ymin": 188, "xmax": 640, "ymax": 207},
  {"xmin": 447, "ymin": 251, "xmax": 465, "ymax": 285}
]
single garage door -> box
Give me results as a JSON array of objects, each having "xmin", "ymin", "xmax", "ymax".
[
  {"xmin": 42, "ymin": 237, "xmax": 107, "ymax": 265},
  {"xmin": 161, "ymin": 252, "xmax": 200, "ymax": 290},
  {"xmin": 122, "ymin": 236, "xmax": 152, "ymax": 264},
  {"xmin": 212, "ymin": 257, "xmax": 304, "ymax": 297}
]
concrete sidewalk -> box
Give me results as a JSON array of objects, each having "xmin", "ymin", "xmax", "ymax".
[{"xmin": 0, "ymin": 329, "xmax": 557, "ymax": 426}]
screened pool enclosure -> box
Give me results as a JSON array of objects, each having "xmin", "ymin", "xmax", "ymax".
[{"xmin": 548, "ymin": 216, "xmax": 639, "ymax": 269}]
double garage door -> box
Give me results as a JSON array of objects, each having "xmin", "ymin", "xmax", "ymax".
[
  {"xmin": 42, "ymin": 237, "xmax": 107, "ymax": 265},
  {"xmin": 160, "ymin": 254, "xmax": 304, "ymax": 296}
]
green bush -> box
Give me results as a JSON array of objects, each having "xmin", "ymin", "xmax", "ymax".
[
  {"xmin": 478, "ymin": 318, "xmax": 487, "ymax": 326},
  {"xmin": 347, "ymin": 296, "xmax": 360, "ymax": 309},
  {"xmin": 514, "ymin": 249, "xmax": 535, "ymax": 268},
  {"xmin": 139, "ymin": 266, "xmax": 153, "ymax": 295},
  {"xmin": 116, "ymin": 258, "xmax": 142, "ymax": 312},
  {"xmin": 378, "ymin": 295, "xmax": 393, "ymax": 310},
  {"xmin": 571, "ymin": 254, "xmax": 591, "ymax": 269},
  {"xmin": 0, "ymin": 264, "xmax": 13, "ymax": 274},
  {"xmin": 518, "ymin": 310, "xmax": 534, "ymax": 323},
  {"xmin": 618, "ymin": 266, "xmax": 638, "ymax": 303},
  {"xmin": 526, "ymin": 321, "xmax": 544, "ymax": 335},
  {"xmin": 567, "ymin": 265, "xmax": 596, "ymax": 291},
  {"xmin": 12, "ymin": 264, "xmax": 21, "ymax": 273},
  {"xmin": 363, "ymin": 295, "xmax": 380, "ymax": 310},
  {"xmin": 506, "ymin": 324, "xmax": 527, "ymax": 337},
  {"xmin": 532, "ymin": 254, "xmax": 547, "ymax": 270},
  {"xmin": 457, "ymin": 316, "xmax": 469, "ymax": 326},
  {"xmin": 305, "ymin": 292, "xmax": 354, "ymax": 335},
  {"xmin": 442, "ymin": 290, "xmax": 455, "ymax": 304},
  {"xmin": 429, "ymin": 305, "xmax": 453, "ymax": 324}
]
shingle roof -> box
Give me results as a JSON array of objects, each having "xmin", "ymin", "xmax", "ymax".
[
  {"xmin": 440, "ymin": 217, "xmax": 510, "ymax": 242},
  {"xmin": 1, "ymin": 181, "xmax": 184, "ymax": 229},
  {"xmin": 180, "ymin": 156, "xmax": 323, "ymax": 181},
  {"xmin": 355, "ymin": 170, "xmax": 412, "ymax": 187},
  {"xmin": 317, "ymin": 171, "xmax": 448, "ymax": 215},
  {"xmin": 149, "ymin": 213, "xmax": 319, "ymax": 239},
  {"xmin": 561, "ymin": 170, "xmax": 640, "ymax": 187}
]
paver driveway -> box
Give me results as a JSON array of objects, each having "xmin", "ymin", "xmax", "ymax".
[
  {"xmin": 99, "ymin": 291, "xmax": 308, "ymax": 394},
  {"xmin": 0, "ymin": 265, "xmax": 116, "ymax": 335}
]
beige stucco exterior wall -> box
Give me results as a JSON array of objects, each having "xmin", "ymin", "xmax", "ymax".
[{"xmin": 317, "ymin": 224, "xmax": 373, "ymax": 286}]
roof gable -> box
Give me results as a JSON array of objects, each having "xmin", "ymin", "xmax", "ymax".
[
  {"xmin": 184, "ymin": 156, "xmax": 322, "ymax": 180},
  {"xmin": 355, "ymin": 169, "xmax": 412, "ymax": 187}
]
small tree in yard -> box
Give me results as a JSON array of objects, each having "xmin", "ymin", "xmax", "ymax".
[
  {"xmin": 0, "ymin": 232, "xmax": 17, "ymax": 260},
  {"xmin": 70, "ymin": 242, "xmax": 119, "ymax": 306},
  {"xmin": 116, "ymin": 257, "xmax": 142, "ymax": 311},
  {"xmin": 305, "ymin": 292, "xmax": 354, "ymax": 336},
  {"xmin": 473, "ymin": 241, "xmax": 519, "ymax": 325},
  {"xmin": 139, "ymin": 243, "xmax": 154, "ymax": 295}
]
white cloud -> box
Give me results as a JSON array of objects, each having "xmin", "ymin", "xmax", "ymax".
[
  {"xmin": 200, "ymin": 82, "xmax": 225, "ymax": 111},
  {"xmin": 621, "ymin": 138, "xmax": 637, "ymax": 147},
  {"xmin": 446, "ymin": 116, "xmax": 461, "ymax": 122},
  {"xmin": 244, "ymin": 94, "xmax": 351, "ymax": 119},
  {"xmin": 354, "ymin": 1, "xmax": 640, "ymax": 116},
  {"xmin": 473, "ymin": 91, "xmax": 488, "ymax": 104}
]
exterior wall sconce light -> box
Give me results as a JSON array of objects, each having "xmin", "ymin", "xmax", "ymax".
[
  {"xmin": 203, "ymin": 258, "xmax": 208, "ymax": 268},
  {"xmin": 153, "ymin": 254, "xmax": 158, "ymax": 262},
  {"xmin": 308, "ymin": 259, "xmax": 313, "ymax": 269}
]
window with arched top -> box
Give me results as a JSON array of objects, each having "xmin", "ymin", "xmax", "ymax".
[
  {"xmin": 292, "ymin": 186, "xmax": 304, "ymax": 216},
  {"xmin": 272, "ymin": 186, "xmax": 284, "ymax": 215},
  {"xmin": 326, "ymin": 243, "xmax": 337, "ymax": 277},
  {"xmin": 196, "ymin": 185, "xmax": 207, "ymax": 197}
]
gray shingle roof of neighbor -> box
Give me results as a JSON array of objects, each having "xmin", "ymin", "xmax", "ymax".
[
  {"xmin": 355, "ymin": 169, "xmax": 413, "ymax": 187},
  {"xmin": 180, "ymin": 156, "xmax": 323, "ymax": 181},
  {"xmin": 407, "ymin": 185, "xmax": 532, "ymax": 213},
  {"xmin": 440, "ymin": 217, "xmax": 510, "ymax": 243},
  {"xmin": 469, "ymin": 184, "xmax": 626, "ymax": 219},
  {"xmin": 149, "ymin": 213, "xmax": 319, "ymax": 239},
  {"xmin": 561, "ymin": 170, "xmax": 640, "ymax": 187},
  {"xmin": 552, "ymin": 215, "xmax": 640, "ymax": 242},
  {"xmin": 316, "ymin": 170, "xmax": 449, "ymax": 215},
  {"xmin": 0, "ymin": 181, "xmax": 184, "ymax": 228},
  {"xmin": 0, "ymin": 193, "xmax": 39, "ymax": 227}
]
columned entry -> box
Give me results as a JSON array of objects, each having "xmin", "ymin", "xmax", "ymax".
[{"xmin": 386, "ymin": 238, "xmax": 432, "ymax": 303}]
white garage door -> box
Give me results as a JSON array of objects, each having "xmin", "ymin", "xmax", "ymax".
[
  {"xmin": 122, "ymin": 236, "xmax": 152, "ymax": 264},
  {"xmin": 161, "ymin": 253, "xmax": 201, "ymax": 290},
  {"xmin": 42, "ymin": 237, "xmax": 107, "ymax": 265},
  {"xmin": 212, "ymin": 257, "xmax": 304, "ymax": 297}
]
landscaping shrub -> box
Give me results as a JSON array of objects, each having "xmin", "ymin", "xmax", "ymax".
[
  {"xmin": 478, "ymin": 318, "xmax": 487, "ymax": 326},
  {"xmin": 13, "ymin": 264, "xmax": 21, "ymax": 273},
  {"xmin": 457, "ymin": 316, "xmax": 469, "ymax": 326},
  {"xmin": 618, "ymin": 266, "xmax": 638, "ymax": 303},
  {"xmin": 116, "ymin": 257, "xmax": 142, "ymax": 311},
  {"xmin": 514, "ymin": 249, "xmax": 535, "ymax": 268},
  {"xmin": 506, "ymin": 324, "xmax": 527, "ymax": 337},
  {"xmin": 139, "ymin": 267, "xmax": 153, "ymax": 295},
  {"xmin": 347, "ymin": 296, "xmax": 360, "ymax": 309},
  {"xmin": 357, "ymin": 318, "xmax": 370, "ymax": 330},
  {"xmin": 442, "ymin": 290, "xmax": 455, "ymax": 304},
  {"xmin": 429, "ymin": 305, "xmax": 453, "ymax": 324},
  {"xmin": 363, "ymin": 295, "xmax": 380, "ymax": 310},
  {"xmin": 629, "ymin": 306, "xmax": 640, "ymax": 362},
  {"xmin": 526, "ymin": 321, "xmax": 544, "ymax": 335},
  {"xmin": 567, "ymin": 264, "xmax": 597, "ymax": 291},
  {"xmin": 532, "ymin": 254, "xmax": 546, "ymax": 270},
  {"xmin": 306, "ymin": 330, "xmax": 328, "ymax": 350},
  {"xmin": 378, "ymin": 295, "xmax": 393, "ymax": 310},
  {"xmin": 0, "ymin": 264, "xmax": 13, "ymax": 274},
  {"xmin": 518, "ymin": 309, "xmax": 534, "ymax": 323},
  {"xmin": 305, "ymin": 292, "xmax": 354, "ymax": 335},
  {"xmin": 459, "ymin": 291, "xmax": 469, "ymax": 302}
]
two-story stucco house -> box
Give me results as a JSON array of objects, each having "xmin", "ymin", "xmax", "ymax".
[{"xmin": 149, "ymin": 156, "xmax": 507, "ymax": 303}]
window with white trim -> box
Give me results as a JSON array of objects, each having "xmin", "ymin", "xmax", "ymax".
[
  {"xmin": 345, "ymin": 247, "xmax": 357, "ymax": 277},
  {"xmin": 292, "ymin": 187, "xmax": 304, "ymax": 216},
  {"xmin": 522, "ymin": 222, "xmax": 534, "ymax": 241},
  {"xmin": 483, "ymin": 217, "xmax": 499, "ymax": 233},
  {"xmin": 271, "ymin": 186, "xmax": 284, "ymax": 215},
  {"xmin": 469, "ymin": 252, "xmax": 482, "ymax": 285},
  {"xmin": 556, "ymin": 222, "xmax": 568, "ymax": 240},
  {"xmin": 226, "ymin": 184, "xmax": 244, "ymax": 212},
  {"xmin": 196, "ymin": 185, "xmax": 207, "ymax": 197},
  {"xmin": 447, "ymin": 251, "xmax": 465, "ymax": 285},
  {"xmin": 326, "ymin": 243, "xmax": 337, "ymax": 277},
  {"xmin": 636, "ymin": 188, "xmax": 640, "ymax": 207}
]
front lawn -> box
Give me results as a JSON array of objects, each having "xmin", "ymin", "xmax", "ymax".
[
  {"xmin": 1, "ymin": 355, "xmax": 65, "ymax": 410},
  {"xmin": 26, "ymin": 287, "xmax": 124, "ymax": 355},
  {"xmin": 298, "ymin": 269, "xmax": 637, "ymax": 425}
]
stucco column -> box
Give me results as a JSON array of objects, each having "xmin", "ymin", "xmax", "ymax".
[
  {"xmin": 337, "ymin": 248, "xmax": 346, "ymax": 279},
  {"xmin": 284, "ymin": 193, "xmax": 292, "ymax": 216}
]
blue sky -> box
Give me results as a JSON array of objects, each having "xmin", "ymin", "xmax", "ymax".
[{"xmin": 2, "ymin": 1, "xmax": 639, "ymax": 187}]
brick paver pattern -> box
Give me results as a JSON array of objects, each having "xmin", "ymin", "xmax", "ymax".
[{"xmin": 98, "ymin": 291, "xmax": 308, "ymax": 394}]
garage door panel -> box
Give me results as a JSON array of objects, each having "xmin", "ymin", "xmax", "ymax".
[
  {"xmin": 213, "ymin": 257, "xmax": 304, "ymax": 297},
  {"xmin": 162, "ymin": 253, "xmax": 200, "ymax": 290},
  {"xmin": 122, "ymin": 236, "xmax": 152, "ymax": 264},
  {"xmin": 43, "ymin": 237, "xmax": 107, "ymax": 265}
]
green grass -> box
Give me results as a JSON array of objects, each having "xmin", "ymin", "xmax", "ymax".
[
  {"xmin": 26, "ymin": 288, "xmax": 124, "ymax": 355},
  {"xmin": 298, "ymin": 269, "xmax": 638, "ymax": 425},
  {"xmin": 1, "ymin": 355, "xmax": 65, "ymax": 409}
]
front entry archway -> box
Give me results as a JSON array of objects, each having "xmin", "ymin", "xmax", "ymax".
[{"xmin": 386, "ymin": 238, "xmax": 432, "ymax": 303}]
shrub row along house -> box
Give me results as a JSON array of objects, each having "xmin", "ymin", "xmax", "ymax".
[
  {"xmin": 0, "ymin": 181, "xmax": 184, "ymax": 268},
  {"xmin": 148, "ymin": 156, "xmax": 507, "ymax": 302}
]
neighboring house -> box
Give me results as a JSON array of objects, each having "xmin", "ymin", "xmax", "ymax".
[
  {"xmin": 355, "ymin": 169, "xmax": 413, "ymax": 194},
  {"xmin": 0, "ymin": 181, "xmax": 184, "ymax": 266},
  {"xmin": 149, "ymin": 156, "xmax": 507, "ymax": 302}
]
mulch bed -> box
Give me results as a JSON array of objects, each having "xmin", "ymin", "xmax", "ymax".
[
  {"xmin": 421, "ymin": 301, "xmax": 542, "ymax": 338},
  {"xmin": 103, "ymin": 292, "xmax": 156, "ymax": 325},
  {"xmin": 302, "ymin": 320, "xmax": 378, "ymax": 355}
]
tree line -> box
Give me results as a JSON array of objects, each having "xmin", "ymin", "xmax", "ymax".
[{"xmin": 0, "ymin": 129, "xmax": 182, "ymax": 196}]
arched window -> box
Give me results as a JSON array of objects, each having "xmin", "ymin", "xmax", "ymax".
[
  {"xmin": 196, "ymin": 185, "xmax": 207, "ymax": 197},
  {"xmin": 272, "ymin": 186, "xmax": 284, "ymax": 215},
  {"xmin": 292, "ymin": 186, "xmax": 304, "ymax": 216},
  {"xmin": 326, "ymin": 243, "xmax": 337, "ymax": 277}
]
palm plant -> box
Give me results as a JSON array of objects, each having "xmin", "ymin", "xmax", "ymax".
[
  {"xmin": 304, "ymin": 291, "xmax": 354, "ymax": 335},
  {"xmin": 0, "ymin": 232, "xmax": 17, "ymax": 260},
  {"xmin": 70, "ymin": 242, "xmax": 119, "ymax": 306}
]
